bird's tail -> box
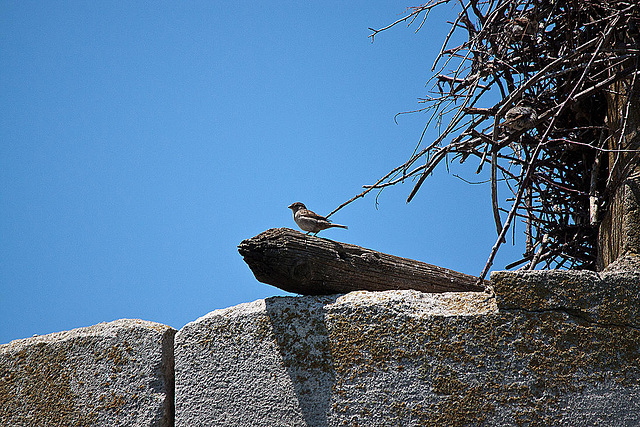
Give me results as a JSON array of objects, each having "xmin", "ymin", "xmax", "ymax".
[{"xmin": 329, "ymin": 223, "xmax": 348, "ymax": 229}]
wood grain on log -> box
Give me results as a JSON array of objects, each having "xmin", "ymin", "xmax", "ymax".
[{"xmin": 238, "ymin": 228, "xmax": 487, "ymax": 295}]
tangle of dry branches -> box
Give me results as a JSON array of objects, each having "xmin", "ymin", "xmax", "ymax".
[{"xmin": 331, "ymin": 0, "xmax": 640, "ymax": 281}]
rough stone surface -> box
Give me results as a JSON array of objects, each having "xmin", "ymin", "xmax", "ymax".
[
  {"xmin": 0, "ymin": 319, "xmax": 176, "ymax": 427},
  {"xmin": 175, "ymin": 280, "xmax": 640, "ymax": 426},
  {"xmin": 492, "ymin": 268, "xmax": 640, "ymax": 329}
]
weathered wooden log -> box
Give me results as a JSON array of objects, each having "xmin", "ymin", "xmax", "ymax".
[{"xmin": 238, "ymin": 228, "xmax": 487, "ymax": 295}]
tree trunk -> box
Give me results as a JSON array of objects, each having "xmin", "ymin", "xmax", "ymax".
[
  {"xmin": 238, "ymin": 228, "xmax": 487, "ymax": 295},
  {"xmin": 598, "ymin": 71, "xmax": 640, "ymax": 271}
]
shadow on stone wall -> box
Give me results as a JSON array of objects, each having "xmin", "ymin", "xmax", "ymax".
[{"xmin": 265, "ymin": 295, "xmax": 339, "ymax": 427}]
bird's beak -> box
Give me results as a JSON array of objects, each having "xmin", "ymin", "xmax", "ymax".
[{"xmin": 288, "ymin": 203, "xmax": 294, "ymax": 209}]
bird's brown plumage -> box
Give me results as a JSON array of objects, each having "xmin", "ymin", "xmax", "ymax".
[{"xmin": 288, "ymin": 202, "xmax": 348, "ymax": 235}]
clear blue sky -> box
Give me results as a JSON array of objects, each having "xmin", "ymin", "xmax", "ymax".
[{"xmin": 1, "ymin": 1, "xmax": 524, "ymax": 344}]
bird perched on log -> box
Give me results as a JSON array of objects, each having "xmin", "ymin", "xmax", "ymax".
[
  {"xmin": 288, "ymin": 202, "xmax": 348, "ymax": 235},
  {"xmin": 501, "ymin": 105, "xmax": 538, "ymax": 132}
]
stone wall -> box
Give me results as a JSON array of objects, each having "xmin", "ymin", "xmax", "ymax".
[
  {"xmin": 0, "ymin": 319, "xmax": 175, "ymax": 426},
  {"xmin": 2, "ymin": 268, "xmax": 639, "ymax": 426}
]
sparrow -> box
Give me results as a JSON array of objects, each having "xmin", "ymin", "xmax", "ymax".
[
  {"xmin": 508, "ymin": 16, "xmax": 537, "ymax": 40},
  {"xmin": 501, "ymin": 105, "xmax": 538, "ymax": 131},
  {"xmin": 288, "ymin": 202, "xmax": 348, "ymax": 235}
]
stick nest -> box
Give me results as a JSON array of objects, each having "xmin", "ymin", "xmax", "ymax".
[{"xmin": 344, "ymin": 0, "xmax": 640, "ymax": 277}]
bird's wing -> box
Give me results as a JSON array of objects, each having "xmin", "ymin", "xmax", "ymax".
[
  {"xmin": 502, "ymin": 113, "xmax": 526, "ymax": 127},
  {"xmin": 302, "ymin": 209, "xmax": 331, "ymax": 222},
  {"xmin": 504, "ymin": 111, "xmax": 525, "ymax": 121}
]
